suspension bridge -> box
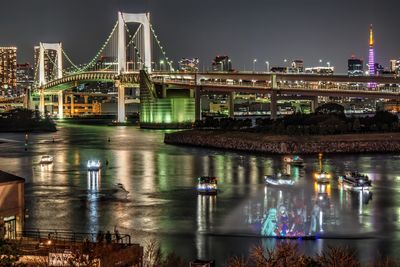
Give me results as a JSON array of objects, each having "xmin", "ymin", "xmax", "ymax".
[{"xmin": 26, "ymin": 12, "xmax": 400, "ymax": 127}]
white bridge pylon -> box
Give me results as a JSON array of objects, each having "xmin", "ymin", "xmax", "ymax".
[
  {"xmin": 118, "ymin": 12, "xmax": 152, "ymax": 74},
  {"xmin": 38, "ymin": 42, "xmax": 63, "ymax": 86}
]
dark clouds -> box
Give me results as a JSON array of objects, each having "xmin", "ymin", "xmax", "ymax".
[{"xmin": 1, "ymin": 0, "xmax": 399, "ymax": 72}]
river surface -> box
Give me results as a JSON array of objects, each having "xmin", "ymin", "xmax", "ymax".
[{"xmin": 1, "ymin": 123, "xmax": 400, "ymax": 265}]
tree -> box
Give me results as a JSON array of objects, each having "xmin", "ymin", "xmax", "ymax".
[
  {"xmin": 315, "ymin": 103, "xmax": 345, "ymax": 116},
  {"xmin": 0, "ymin": 239, "xmax": 26, "ymax": 266}
]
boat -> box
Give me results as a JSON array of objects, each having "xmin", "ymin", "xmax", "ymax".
[
  {"xmin": 87, "ymin": 160, "xmax": 101, "ymax": 171},
  {"xmin": 314, "ymin": 171, "xmax": 331, "ymax": 183},
  {"xmin": 40, "ymin": 155, "xmax": 53, "ymax": 164},
  {"xmin": 264, "ymin": 173, "xmax": 295, "ymax": 186},
  {"xmin": 197, "ymin": 176, "xmax": 218, "ymax": 195},
  {"xmin": 283, "ymin": 155, "xmax": 304, "ymax": 166},
  {"xmin": 338, "ymin": 171, "xmax": 372, "ymax": 192}
]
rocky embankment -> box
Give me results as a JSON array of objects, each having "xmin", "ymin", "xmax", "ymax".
[{"xmin": 164, "ymin": 130, "xmax": 400, "ymax": 154}]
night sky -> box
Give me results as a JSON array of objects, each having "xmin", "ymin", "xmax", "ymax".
[{"xmin": 1, "ymin": 0, "xmax": 399, "ymax": 73}]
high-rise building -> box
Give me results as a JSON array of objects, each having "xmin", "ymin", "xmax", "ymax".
[
  {"xmin": 390, "ymin": 59, "xmax": 400, "ymax": 74},
  {"xmin": 178, "ymin": 58, "xmax": 199, "ymax": 72},
  {"xmin": 16, "ymin": 63, "xmax": 34, "ymax": 95},
  {"xmin": 348, "ymin": 56, "xmax": 364, "ymax": 76},
  {"xmin": 211, "ymin": 56, "xmax": 232, "ymax": 72},
  {"xmin": 0, "ymin": 47, "xmax": 17, "ymax": 95},
  {"xmin": 34, "ymin": 46, "xmax": 58, "ymax": 82},
  {"xmin": 289, "ymin": 60, "xmax": 304, "ymax": 73},
  {"xmin": 368, "ymin": 25, "xmax": 375, "ymax": 76}
]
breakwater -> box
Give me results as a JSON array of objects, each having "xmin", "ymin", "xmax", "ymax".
[{"xmin": 164, "ymin": 130, "xmax": 400, "ymax": 154}]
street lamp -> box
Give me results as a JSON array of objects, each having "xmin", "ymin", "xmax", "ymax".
[
  {"xmin": 160, "ymin": 60, "xmax": 164, "ymax": 71},
  {"xmin": 327, "ymin": 62, "xmax": 331, "ymax": 67},
  {"xmin": 319, "ymin": 59, "xmax": 323, "ymax": 65},
  {"xmin": 265, "ymin": 61, "xmax": 270, "ymax": 72},
  {"xmin": 253, "ymin": 59, "xmax": 257, "ymax": 72}
]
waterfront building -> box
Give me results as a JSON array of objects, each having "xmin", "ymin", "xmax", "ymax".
[
  {"xmin": 270, "ymin": 66, "xmax": 287, "ymax": 73},
  {"xmin": 0, "ymin": 47, "xmax": 17, "ymax": 95},
  {"xmin": 348, "ymin": 56, "xmax": 364, "ymax": 76},
  {"xmin": 34, "ymin": 46, "xmax": 59, "ymax": 82},
  {"xmin": 178, "ymin": 58, "xmax": 199, "ymax": 72},
  {"xmin": 16, "ymin": 63, "xmax": 34, "ymax": 95},
  {"xmin": 0, "ymin": 171, "xmax": 25, "ymax": 240},
  {"xmin": 368, "ymin": 25, "xmax": 375, "ymax": 76},
  {"xmin": 211, "ymin": 55, "xmax": 232, "ymax": 72},
  {"xmin": 304, "ymin": 66, "xmax": 334, "ymax": 75}
]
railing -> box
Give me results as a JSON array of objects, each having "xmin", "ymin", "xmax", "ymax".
[
  {"xmin": 152, "ymin": 77, "xmax": 400, "ymax": 94},
  {"xmin": 14, "ymin": 229, "xmax": 131, "ymax": 246}
]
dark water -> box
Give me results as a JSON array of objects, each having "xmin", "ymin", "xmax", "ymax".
[{"xmin": 1, "ymin": 123, "xmax": 400, "ymax": 265}]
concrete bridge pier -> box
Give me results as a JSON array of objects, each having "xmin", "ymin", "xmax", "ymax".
[
  {"xmin": 229, "ymin": 92, "xmax": 235, "ymax": 118},
  {"xmin": 195, "ymin": 87, "xmax": 202, "ymax": 121},
  {"xmin": 23, "ymin": 89, "xmax": 30, "ymax": 109},
  {"xmin": 39, "ymin": 88, "xmax": 45, "ymax": 115},
  {"xmin": 58, "ymin": 91, "xmax": 63, "ymax": 119},
  {"xmin": 311, "ymin": 96, "xmax": 318, "ymax": 113},
  {"xmin": 116, "ymin": 80, "xmax": 126, "ymax": 123},
  {"xmin": 270, "ymin": 90, "xmax": 277, "ymax": 120}
]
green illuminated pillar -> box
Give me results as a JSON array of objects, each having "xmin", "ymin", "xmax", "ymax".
[
  {"xmin": 195, "ymin": 87, "xmax": 201, "ymax": 121},
  {"xmin": 270, "ymin": 90, "xmax": 277, "ymax": 120},
  {"xmin": 229, "ymin": 91, "xmax": 235, "ymax": 118}
]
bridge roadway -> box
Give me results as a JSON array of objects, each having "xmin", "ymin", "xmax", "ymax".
[{"xmin": 36, "ymin": 71, "xmax": 400, "ymax": 121}]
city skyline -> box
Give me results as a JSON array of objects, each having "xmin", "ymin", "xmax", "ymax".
[{"xmin": 1, "ymin": 0, "xmax": 399, "ymax": 73}]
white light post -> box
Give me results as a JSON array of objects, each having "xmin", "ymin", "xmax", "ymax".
[
  {"xmin": 265, "ymin": 61, "xmax": 270, "ymax": 72},
  {"xmin": 160, "ymin": 60, "xmax": 164, "ymax": 71},
  {"xmin": 253, "ymin": 59, "xmax": 257, "ymax": 72}
]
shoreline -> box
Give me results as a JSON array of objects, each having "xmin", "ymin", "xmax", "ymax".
[{"xmin": 164, "ymin": 130, "xmax": 400, "ymax": 154}]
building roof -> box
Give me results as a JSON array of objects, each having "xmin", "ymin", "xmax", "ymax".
[{"xmin": 0, "ymin": 170, "xmax": 25, "ymax": 185}]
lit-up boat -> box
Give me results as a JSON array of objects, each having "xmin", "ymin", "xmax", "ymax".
[
  {"xmin": 283, "ymin": 155, "xmax": 304, "ymax": 166},
  {"xmin": 197, "ymin": 176, "xmax": 218, "ymax": 195},
  {"xmin": 264, "ymin": 173, "xmax": 295, "ymax": 186},
  {"xmin": 87, "ymin": 160, "xmax": 101, "ymax": 171},
  {"xmin": 40, "ymin": 155, "xmax": 53, "ymax": 164},
  {"xmin": 339, "ymin": 172, "xmax": 372, "ymax": 192},
  {"xmin": 314, "ymin": 171, "xmax": 331, "ymax": 184}
]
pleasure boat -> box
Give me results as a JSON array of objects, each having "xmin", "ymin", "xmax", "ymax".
[
  {"xmin": 87, "ymin": 160, "xmax": 101, "ymax": 171},
  {"xmin": 197, "ymin": 176, "xmax": 218, "ymax": 195},
  {"xmin": 264, "ymin": 173, "xmax": 295, "ymax": 186},
  {"xmin": 40, "ymin": 155, "xmax": 53, "ymax": 164},
  {"xmin": 314, "ymin": 171, "xmax": 331, "ymax": 184},
  {"xmin": 283, "ymin": 155, "xmax": 304, "ymax": 166},
  {"xmin": 338, "ymin": 171, "xmax": 372, "ymax": 192}
]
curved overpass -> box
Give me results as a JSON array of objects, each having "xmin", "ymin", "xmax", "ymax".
[{"xmin": 43, "ymin": 71, "xmax": 141, "ymax": 91}]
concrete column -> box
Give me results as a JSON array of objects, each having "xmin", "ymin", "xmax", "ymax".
[
  {"xmin": 270, "ymin": 90, "xmax": 277, "ymax": 120},
  {"xmin": 311, "ymin": 96, "xmax": 318, "ymax": 113},
  {"xmin": 116, "ymin": 80, "xmax": 126, "ymax": 123},
  {"xmin": 229, "ymin": 92, "xmax": 235, "ymax": 118},
  {"xmin": 195, "ymin": 87, "xmax": 201, "ymax": 121},
  {"xmin": 84, "ymin": 95, "xmax": 89, "ymax": 113},
  {"xmin": 70, "ymin": 94, "xmax": 75, "ymax": 117},
  {"xmin": 58, "ymin": 91, "xmax": 63, "ymax": 119},
  {"xmin": 39, "ymin": 88, "xmax": 45, "ymax": 115},
  {"xmin": 23, "ymin": 89, "xmax": 30, "ymax": 109}
]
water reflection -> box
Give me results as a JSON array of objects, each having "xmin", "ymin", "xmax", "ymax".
[
  {"xmin": 1, "ymin": 124, "xmax": 400, "ymax": 263},
  {"xmin": 196, "ymin": 195, "xmax": 216, "ymax": 259},
  {"xmin": 87, "ymin": 170, "xmax": 100, "ymax": 233}
]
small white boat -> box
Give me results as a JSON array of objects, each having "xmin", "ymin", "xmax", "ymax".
[
  {"xmin": 314, "ymin": 171, "xmax": 331, "ymax": 184},
  {"xmin": 197, "ymin": 176, "xmax": 218, "ymax": 195},
  {"xmin": 87, "ymin": 160, "xmax": 101, "ymax": 171},
  {"xmin": 283, "ymin": 155, "xmax": 304, "ymax": 166},
  {"xmin": 339, "ymin": 171, "xmax": 372, "ymax": 192},
  {"xmin": 264, "ymin": 173, "xmax": 295, "ymax": 186},
  {"xmin": 40, "ymin": 155, "xmax": 53, "ymax": 164}
]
